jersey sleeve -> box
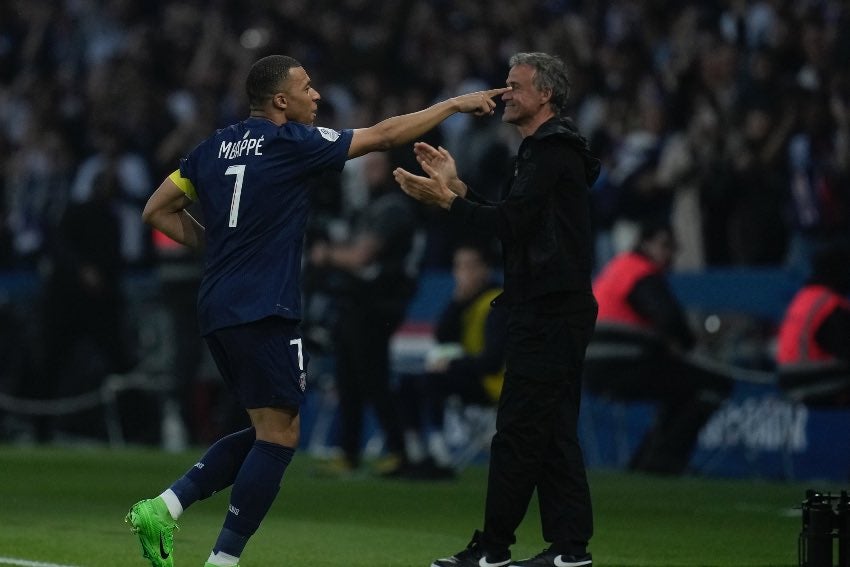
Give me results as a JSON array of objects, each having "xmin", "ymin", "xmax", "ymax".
[
  {"xmin": 168, "ymin": 169, "xmax": 198, "ymax": 201},
  {"xmin": 290, "ymin": 124, "xmax": 353, "ymax": 173}
]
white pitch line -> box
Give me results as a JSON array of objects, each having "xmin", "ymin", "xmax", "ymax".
[{"xmin": 0, "ymin": 557, "xmax": 80, "ymax": 567}]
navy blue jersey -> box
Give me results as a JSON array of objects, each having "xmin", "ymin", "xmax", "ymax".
[{"xmin": 179, "ymin": 117, "xmax": 353, "ymax": 335}]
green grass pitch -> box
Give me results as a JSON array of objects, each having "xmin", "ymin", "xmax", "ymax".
[{"xmin": 0, "ymin": 445, "xmax": 837, "ymax": 566}]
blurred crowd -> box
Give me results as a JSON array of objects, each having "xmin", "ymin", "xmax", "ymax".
[
  {"xmin": 1, "ymin": 0, "xmax": 850, "ymax": 446},
  {"xmin": 2, "ymin": 0, "xmax": 850, "ymax": 272}
]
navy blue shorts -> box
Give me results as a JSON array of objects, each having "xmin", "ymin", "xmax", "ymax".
[{"xmin": 204, "ymin": 317, "xmax": 309, "ymax": 410}]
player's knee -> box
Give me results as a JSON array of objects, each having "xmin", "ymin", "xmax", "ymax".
[
  {"xmin": 265, "ymin": 427, "xmax": 299, "ymax": 448},
  {"xmin": 248, "ymin": 406, "xmax": 300, "ymax": 447},
  {"xmin": 254, "ymin": 418, "xmax": 300, "ymax": 447}
]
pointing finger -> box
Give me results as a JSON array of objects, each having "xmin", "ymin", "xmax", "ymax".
[{"xmin": 484, "ymin": 86, "xmax": 512, "ymax": 98}]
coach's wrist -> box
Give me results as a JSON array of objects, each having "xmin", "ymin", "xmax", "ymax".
[{"xmin": 443, "ymin": 193, "xmax": 458, "ymax": 210}]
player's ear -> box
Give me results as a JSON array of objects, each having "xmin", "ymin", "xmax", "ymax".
[{"xmin": 273, "ymin": 93, "xmax": 287, "ymax": 110}]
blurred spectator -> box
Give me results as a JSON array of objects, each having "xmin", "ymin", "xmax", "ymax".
[
  {"xmin": 4, "ymin": 126, "xmax": 72, "ymax": 266},
  {"xmin": 0, "ymin": 295, "xmax": 38, "ymax": 440},
  {"xmin": 776, "ymin": 243, "xmax": 850, "ymax": 406},
  {"xmin": 453, "ymin": 112, "xmax": 518, "ymax": 203},
  {"xmin": 309, "ymin": 151, "xmax": 421, "ymax": 476},
  {"xmin": 398, "ymin": 240, "xmax": 507, "ymax": 479},
  {"xmin": 384, "ymin": 86, "xmax": 448, "ymax": 269},
  {"xmin": 36, "ymin": 166, "xmax": 133, "ymax": 441},
  {"xmin": 650, "ymin": 97, "xmax": 722, "ymax": 270},
  {"xmin": 592, "ymin": 77, "xmax": 669, "ymax": 259},
  {"xmin": 724, "ymin": 100, "xmax": 795, "ymax": 265},
  {"xmin": 70, "ymin": 126, "xmax": 152, "ymax": 266},
  {"xmin": 148, "ymin": 225, "xmax": 208, "ymax": 443},
  {"xmin": 785, "ymin": 88, "xmax": 850, "ymax": 275},
  {"xmin": 584, "ymin": 219, "xmax": 733, "ymax": 475},
  {"xmin": 149, "ymin": 88, "xmax": 220, "ymax": 445}
]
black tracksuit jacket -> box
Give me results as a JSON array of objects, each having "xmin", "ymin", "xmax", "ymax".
[{"xmin": 447, "ymin": 116, "xmax": 601, "ymax": 303}]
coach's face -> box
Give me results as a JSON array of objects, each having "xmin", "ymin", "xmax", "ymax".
[
  {"xmin": 501, "ymin": 64, "xmax": 548, "ymax": 128},
  {"xmin": 281, "ymin": 66, "xmax": 320, "ymax": 125}
]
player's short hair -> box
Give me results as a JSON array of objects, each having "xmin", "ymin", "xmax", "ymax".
[
  {"xmin": 509, "ymin": 52, "xmax": 571, "ymax": 116},
  {"xmin": 246, "ymin": 55, "xmax": 302, "ymax": 109}
]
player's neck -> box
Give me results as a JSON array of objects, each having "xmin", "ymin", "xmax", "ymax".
[{"xmin": 249, "ymin": 109, "xmax": 285, "ymax": 126}]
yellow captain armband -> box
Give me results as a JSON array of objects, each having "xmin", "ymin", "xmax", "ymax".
[{"xmin": 168, "ymin": 170, "xmax": 198, "ymax": 201}]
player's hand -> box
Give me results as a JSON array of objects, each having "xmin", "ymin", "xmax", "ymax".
[{"xmin": 453, "ymin": 87, "xmax": 511, "ymax": 116}]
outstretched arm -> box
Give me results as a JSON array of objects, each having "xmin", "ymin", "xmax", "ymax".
[
  {"xmin": 142, "ymin": 173, "xmax": 205, "ymax": 250},
  {"xmin": 347, "ymin": 87, "xmax": 510, "ymax": 158}
]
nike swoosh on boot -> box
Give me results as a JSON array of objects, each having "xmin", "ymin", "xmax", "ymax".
[
  {"xmin": 554, "ymin": 556, "xmax": 591, "ymax": 567},
  {"xmin": 160, "ymin": 533, "xmax": 170, "ymax": 559}
]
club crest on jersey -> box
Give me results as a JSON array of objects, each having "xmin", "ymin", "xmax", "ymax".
[{"xmin": 317, "ymin": 127, "xmax": 340, "ymax": 142}]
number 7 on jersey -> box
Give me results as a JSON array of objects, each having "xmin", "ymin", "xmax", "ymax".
[
  {"xmin": 289, "ymin": 338, "xmax": 304, "ymax": 370},
  {"xmin": 226, "ymin": 164, "xmax": 245, "ymax": 227}
]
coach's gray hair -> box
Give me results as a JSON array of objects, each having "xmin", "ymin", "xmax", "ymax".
[{"xmin": 509, "ymin": 52, "xmax": 571, "ymax": 116}]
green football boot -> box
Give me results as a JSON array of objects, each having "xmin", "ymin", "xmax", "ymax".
[{"xmin": 125, "ymin": 497, "xmax": 178, "ymax": 567}]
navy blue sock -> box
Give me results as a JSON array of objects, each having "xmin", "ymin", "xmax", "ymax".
[
  {"xmin": 213, "ymin": 440, "xmax": 295, "ymax": 557},
  {"xmin": 170, "ymin": 427, "xmax": 256, "ymax": 510}
]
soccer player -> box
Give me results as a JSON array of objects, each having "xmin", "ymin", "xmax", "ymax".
[{"xmin": 125, "ymin": 54, "xmax": 508, "ymax": 567}]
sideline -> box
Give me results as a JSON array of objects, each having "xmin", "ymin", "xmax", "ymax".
[{"xmin": 0, "ymin": 557, "xmax": 81, "ymax": 567}]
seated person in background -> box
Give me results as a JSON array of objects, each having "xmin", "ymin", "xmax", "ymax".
[
  {"xmin": 776, "ymin": 243, "xmax": 850, "ymax": 405},
  {"xmin": 584, "ymin": 219, "xmax": 732, "ymax": 475},
  {"xmin": 398, "ymin": 240, "xmax": 507, "ymax": 478}
]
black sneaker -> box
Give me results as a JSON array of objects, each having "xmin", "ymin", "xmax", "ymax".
[
  {"xmin": 510, "ymin": 549, "xmax": 592, "ymax": 567},
  {"xmin": 431, "ymin": 530, "xmax": 511, "ymax": 567}
]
